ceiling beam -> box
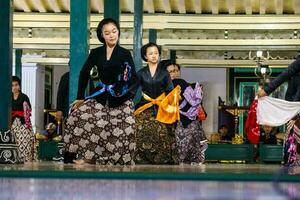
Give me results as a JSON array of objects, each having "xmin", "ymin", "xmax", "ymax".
[
  {"xmin": 275, "ymin": 0, "xmax": 283, "ymax": 14},
  {"xmin": 13, "ymin": 37, "xmax": 300, "ymax": 47},
  {"xmin": 21, "ymin": 56, "xmax": 293, "ymax": 69},
  {"xmin": 91, "ymin": 0, "xmax": 103, "ymax": 13},
  {"xmin": 123, "ymin": 0, "xmax": 133, "ymax": 13},
  {"xmin": 192, "ymin": 0, "xmax": 201, "ymax": 14},
  {"xmin": 14, "ymin": 43, "xmax": 300, "ymax": 51},
  {"xmin": 45, "ymin": 0, "xmax": 61, "ymax": 12},
  {"xmin": 227, "ymin": 0, "xmax": 235, "ymax": 14},
  {"xmin": 176, "ymin": 0, "xmax": 186, "ymax": 14},
  {"xmin": 13, "ymin": 13, "xmax": 300, "ymax": 23},
  {"xmin": 162, "ymin": 0, "xmax": 171, "ymax": 13},
  {"xmin": 177, "ymin": 59, "xmax": 293, "ymax": 68},
  {"xmin": 211, "ymin": 0, "xmax": 218, "ymax": 14},
  {"xmin": 294, "ymin": 0, "xmax": 300, "ymax": 14},
  {"xmin": 17, "ymin": 0, "xmax": 31, "ymax": 12},
  {"xmin": 244, "ymin": 0, "xmax": 252, "ymax": 15},
  {"xmin": 260, "ymin": 0, "xmax": 266, "ymax": 14},
  {"xmin": 22, "ymin": 57, "xmax": 69, "ymax": 65},
  {"xmin": 31, "ymin": 0, "xmax": 46, "ymax": 12},
  {"xmin": 12, "ymin": 13, "xmax": 300, "ymax": 29},
  {"xmin": 145, "ymin": 0, "xmax": 155, "ymax": 13},
  {"xmin": 13, "ymin": 20, "xmax": 300, "ymax": 30},
  {"xmin": 61, "ymin": 0, "xmax": 70, "ymax": 12}
]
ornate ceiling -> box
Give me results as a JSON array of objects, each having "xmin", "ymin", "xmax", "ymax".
[
  {"xmin": 13, "ymin": 0, "xmax": 300, "ymax": 15},
  {"xmin": 12, "ymin": 0, "xmax": 300, "ymax": 68}
]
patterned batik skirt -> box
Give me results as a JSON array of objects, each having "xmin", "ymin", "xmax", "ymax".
[
  {"xmin": 64, "ymin": 99, "xmax": 136, "ymax": 165},
  {"xmin": 284, "ymin": 116, "xmax": 300, "ymax": 166},
  {"xmin": 11, "ymin": 118, "xmax": 35, "ymax": 162},
  {"xmin": 175, "ymin": 120, "xmax": 207, "ymax": 164},
  {"xmin": 135, "ymin": 108, "xmax": 178, "ymax": 164}
]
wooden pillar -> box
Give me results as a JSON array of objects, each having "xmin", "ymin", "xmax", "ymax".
[
  {"xmin": 104, "ymin": 0, "xmax": 120, "ymax": 22},
  {"xmin": 148, "ymin": 29, "xmax": 157, "ymax": 43},
  {"xmin": 133, "ymin": 0, "xmax": 143, "ymax": 104},
  {"xmin": 133, "ymin": 0, "xmax": 143, "ymax": 71},
  {"xmin": 170, "ymin": 50, "xmax": 176, "ymax": 63},
  {"xmin": 15, "ymin": 49, "xmax": 23, "ymax": 80},
  {"xmin": 0, "ymin": 0, "xmax": 22, "ymax": 164},
  {"xmin": 69, "ymin": 0, "xmax": 90, "ymax": 104},
  {"xmin": 0, "ymin": 0, "xmax": 12, "ymax": 131}
]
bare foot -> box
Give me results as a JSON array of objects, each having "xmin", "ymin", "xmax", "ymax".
[{"xmin": 73, "ymin": 159, "xmax": 85, "ymax": 165}]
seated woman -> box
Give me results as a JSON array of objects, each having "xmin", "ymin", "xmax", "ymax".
[
  {"xmin": 63, "ymin": 18, "xmax": 137, "ymax": 165},
  {"xmin": 260, "ymin": 125, "xmax": 278, "ymax": 145},
  {"xmin": 164, "ymin": 61, "xmax": 207, "ymax": 165},
  {"xmin": 134, "ymin": 43, "xmax": 179, "ymax": 164},
  {"xmin": 11, "ymin": 76, "xmax": 34, "ymax": 162},
  {"xmin": 217, "ymin": 125, "xmax": 233, "ymax": 143}
]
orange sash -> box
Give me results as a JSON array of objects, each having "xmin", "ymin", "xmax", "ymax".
[{"xmin": 134, "ymin": 86, "xmax": 181, "ymax": 124}]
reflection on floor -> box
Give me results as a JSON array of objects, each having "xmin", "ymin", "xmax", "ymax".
[
  {"xmin": 0, "ymin": 178, "xmax": 299, "ymax": 200},
  {"xmin": 0, "ymin": 162, "xmax": 300, "ymax": 199}
]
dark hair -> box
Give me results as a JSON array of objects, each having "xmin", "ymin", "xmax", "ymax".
[
  {"xmin": 12, "ymin": 76, "xmax": 21, "ymax": 86},
  {"xmin": 160, "ymin": 59, "xmax": 181, "ymax": 71},
  {"xmin": 218, "ymin": 125, "xmax": 228, "ymax": 132},
  {"xmin": 174, "ymin": 63, "xmax": 181, "ymax": 71},
  {"xmin": 96, "ymin": 18, "xmax": 120, "ymax": 43},
  {"xmin": 141, "ymin": 42, "xmax": 161, "ymax": 62},
  {"xmin": 160, "ymin": 59, "xmax": 172, "ymax": 70}
]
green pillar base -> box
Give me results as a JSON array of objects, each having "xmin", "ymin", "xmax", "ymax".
[{"xmin": 0, "ymin": 130, "xmax": 23, "ymax": 164}]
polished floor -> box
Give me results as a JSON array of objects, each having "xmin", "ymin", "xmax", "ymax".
[
  {"xmin": 1, "ymin": 162, "xmax": 300, "ymax": 199},
  {"xmin": 0, "ymin": 178, "xmax": 300, "ymax": 200}
]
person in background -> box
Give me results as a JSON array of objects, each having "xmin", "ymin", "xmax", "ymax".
[
  {"xmin": 260, "ymin": 125, "xmax": 278, "ymax": 145},
  {"xmin": 56, "ymin": 71, "xmax": 69, "ymax": 122},
  {"xmin": 218, "ymin": 125, "xmax": 233, "ymax": 143},
  {"xmin": 11, "ymin": 76, "xmax": 34, "ymax": 162},
  {"xmin": 164, "ymin": 60, "xmax": 207, "ymax": 165}
]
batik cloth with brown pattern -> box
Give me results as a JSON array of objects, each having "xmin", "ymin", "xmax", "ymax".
[
  {"xmin": 64, "ymin": 99, "xmax": 136, "ymax": 165},
  {"xmin": 135, "ymin": 108, "xmax": 178, "ymax": 164},
  {"xmin": 175, "ymin": 120, "xmax": 207, "ymax": 164},
  {"xmin": 11, "ymin": 118, "xmax": 34, "ymax": 162}
]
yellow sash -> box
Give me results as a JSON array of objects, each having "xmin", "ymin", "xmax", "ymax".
[{"xmin": 134, "ymin": 86, "xmax": 181, "ymax": 124}]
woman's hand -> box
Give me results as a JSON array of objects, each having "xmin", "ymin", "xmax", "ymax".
[
  {"xmin": 287, "ymin": 120, "xmax": 296, "ymax": 131},
  {"xmin": 71, "ymin": 100, "xmax": 84, "ymax": 110},
  {"xmin": 257, "ymin": 89, "xmax": 267, "ymax": 98}
]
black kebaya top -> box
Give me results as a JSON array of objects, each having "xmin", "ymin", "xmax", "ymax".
[
  {"xmin": 12, "ymin": 92, "xmax": 31, "ymax": 124},
  {"xmin": 265, "ymin": 57, "xmax": 300, "ymax": 96},
  {"xmin": 77, "ymin": 44, "xmax": 137, "ymax": 108},
  {"xmin": 135, "ymin": 64, "xmax": 174, "ymax": 113}
]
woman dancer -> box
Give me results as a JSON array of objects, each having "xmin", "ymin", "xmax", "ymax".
[
  {"xmin": 64, "ymin": 18, "xmax": 137, "ymax": 165},
  {"xmin": 165, "ymin": 61, "xmax": 207, "ymax": 165},
  {"xmin": 258, "ymin": 57, "xmax": 300, "ymax": 166},
  {"xmin": 11, "ymin": 76, "xmax": 34, "ymax": 162},
  {"xmin": 134, "ymin": 43, "xmax": 179, "ymax": 164}
]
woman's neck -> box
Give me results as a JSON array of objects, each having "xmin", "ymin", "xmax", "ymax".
[
  {"xmin": 106, "ymin": 44, "xmax": 116, "ymax": 60},
  {"xmin": 148, "ymin": 62, "xmax": 157, "ymax": 69},
  {"xmin": 148, "ymin": 63, "xmax": 158, "ymax": 77},
  {"xmin": 13, "ymin": 91, "xmax": 20, "ymax": 99},
  {"xmin": 106, "ymin": 43, "xmax": 116, "ymax": 49}
]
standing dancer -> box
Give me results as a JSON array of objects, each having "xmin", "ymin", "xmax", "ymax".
[
  {"xmin": 134, "ymin": 43, "xmax": 180, "ymax": 164},
  {"xmin": 258, "ymin": 57, "xmax": 300, "ymax": 166},
  {"xmin": 165, "ymin": 61, "xmax": 207, "ymax": 165},
  {"xmin": 64, "ymin": 18, "xmax": 137, "ymax": 165},
  {"xmin": 11, "ymin": 76, "xmax": 34, "ymax": 162}
]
